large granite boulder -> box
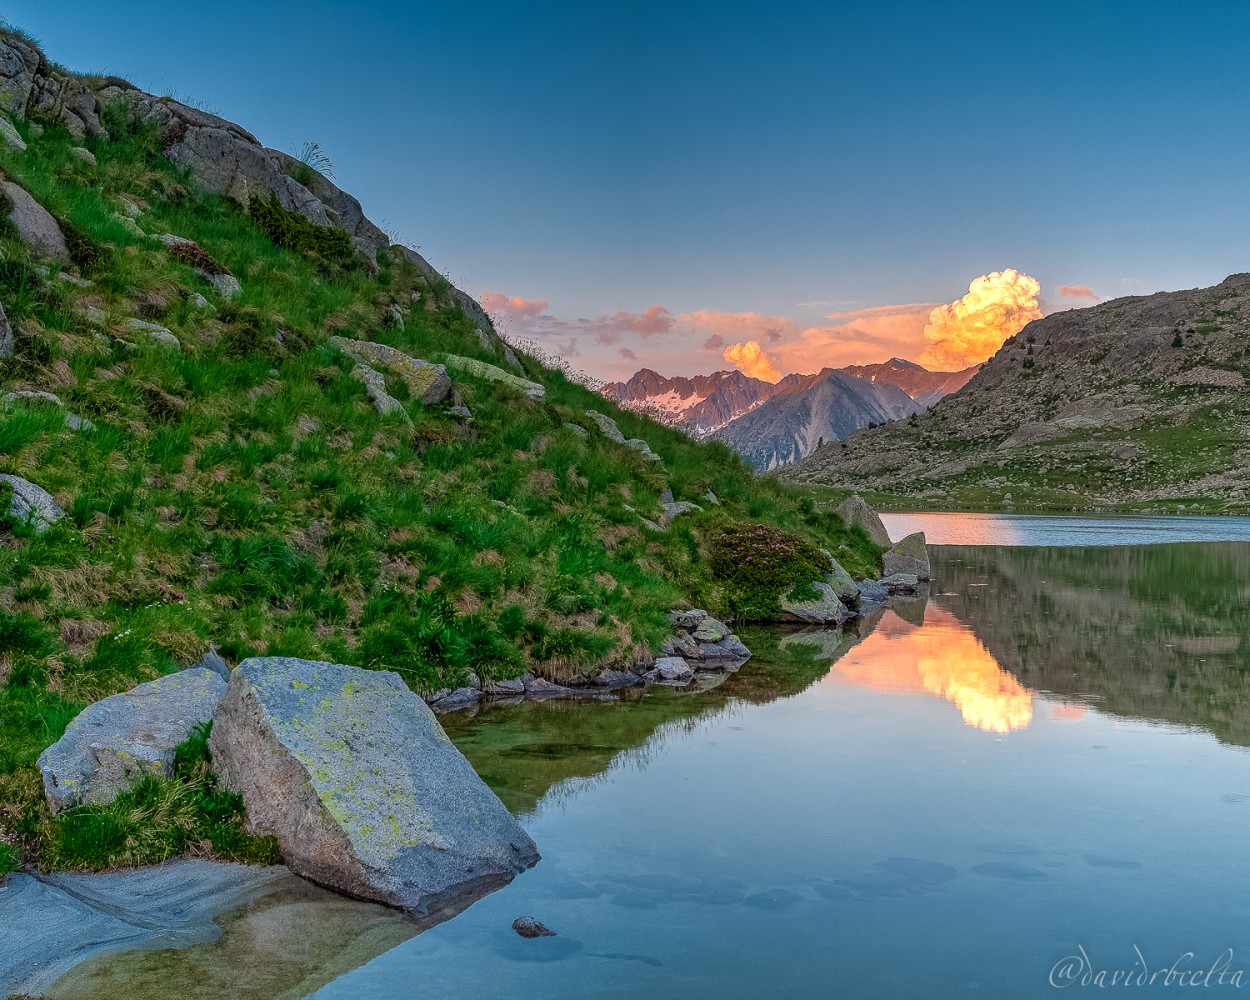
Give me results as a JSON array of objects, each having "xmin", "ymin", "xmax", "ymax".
[
  {"xmin": 37, "ymin": 668, "xmax": 227, "ymax": 814},
  {"xmin": 329, "ymin": 336, "xmax": 451, "ymax": 406},
  {"xmin": 822, "ymin": 550, "xmax": 861, "ymax": 607},
  {"xmin": 0, "ymin": 473, "xmax": 64, "ymax": 532},
  {"xmin": 208, "ymin": 657, "xmax": 540, "ymax": 914},
  {"xmin": 882, "ymin": 531, "xmax": 930, "ymax": 580},
  {"xmin": 778, "ymin": 582, "xmax": 855, "ymax": 627},
  {"xmin": 441, "ymin": 354, "xmax": 545, "ymax": 400},
  {"xmin": 0, "ymin": 36, "xmax": 41, "ymax": 118},
  {"xmin": 836, "ymin": 494, "xmax": 891, "ymax": 547},
  {"xmin": 3, "ymin": 181, "xmax": 69, "ymax": 259}
]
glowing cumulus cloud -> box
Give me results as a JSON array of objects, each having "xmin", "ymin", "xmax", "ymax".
[
  {"xmin": 722, "ymin": 340, "xmax": 781, "ymax": 382},
  {"xmin": 918, "ymin": 269, "xmax": 1042, "ymax": 370}
]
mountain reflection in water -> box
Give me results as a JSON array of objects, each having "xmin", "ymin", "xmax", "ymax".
[{"xmin": 819, "ymin": 607, "xmax": 1034, "ymax": 733}]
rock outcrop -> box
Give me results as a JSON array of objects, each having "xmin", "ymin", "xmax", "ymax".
[
  {"xmin": 442, "ymin": 354, "xmax": 545, "ymax": 400},
  {"xmin": 207, "ymin": 657, "xmax": 540, "ymax": 914},
  {"xmin": 778, "ymin": 582, "xmax": 856, "ymax": 626},
  {"xmin": 329, "ymin": 336, "xmax": 451, "ymax": 411},
  {"xmin": 882, "ymin": 532, "xmax": 931, "ymax": 580},
  {"xmin": 37, "ymin": 668, "xmax": 227, "ymax": 813},
  {"xmin": 0, "ymin": 473, "xmax": 64, "ymax": 532},
  {"xmin": 836, "ymin": 494, "xmax": 891, "ymax": 547}
]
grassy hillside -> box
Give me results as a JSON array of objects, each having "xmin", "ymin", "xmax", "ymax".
[{"xmin": 0, "ymin": 42, "xmax": 880, "ymax": 871}]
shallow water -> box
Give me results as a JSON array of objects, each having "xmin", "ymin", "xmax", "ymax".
[
  {"xmin": 51, "ymin": 540, "xmax": 1250, "ymax": 998},
  {"xmin": 880, "ymin": 510, "xmax": 1250, "ymax": 546}
]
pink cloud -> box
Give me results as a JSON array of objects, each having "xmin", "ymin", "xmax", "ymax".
[
  {"xmin": 599, "ymin": 304, "xmax": 674, "ymax": 337},
  {"xmin": 702, "ymin": 333, "xmax": 725, "ymax": 351},
  {"xmin": 480, "ymin": 289, "xmax": 549, "ymax": 319},
  {"xmin": 618, "ymin": 347, "xmax": 638, "ymax": 359},
  {"xmin": 680, "ymin": 309, "xmax": 800, "ymax": 344},
  {"xmin": 1056, "ymin": 284, "xmax": 1099, "ymax": 301}
]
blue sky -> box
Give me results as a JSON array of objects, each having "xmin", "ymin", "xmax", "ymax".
[{"xmin": 8, "ymin": 1, "xmax": 1250, "ymax": 379}]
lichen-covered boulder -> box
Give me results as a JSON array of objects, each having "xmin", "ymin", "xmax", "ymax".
[
  {"xmin": 882, "ymin": 531, "xmax": 930, "ymax": 580},
  {"xmin": 0, "ymin": 473, "xmax": 64, "ymax": 532},
  {"xmin": 584, "ymin": 410, "xmax": 626, "ymax": 443},
  {"xmin": 836, "ymin": 494, "xmax": 891, "ymax": 547},
  {"xmin": 208, "ymin": 657, "xmax": 540, "ymax": 914},
  {"xmin": 2, "ymin": 181, "xmax": 69, "ymax": 259},
  {"xmin": 821, "ymin": 550, "xmax": 862, "ymax": 607},
  {"xmin": 778, "ymin": 582, "xmax": 855, "ymax": 626},
  {"xmin": 329, "ymin": 336, "xmax": 451, "ymax": 406},
  {"xmin": 442, "ymin": 354, "xmax": 545, "ymax": 400},
  {"xmin": 37, "ymin": 668, "xmax": 227, "ymax": 814}
]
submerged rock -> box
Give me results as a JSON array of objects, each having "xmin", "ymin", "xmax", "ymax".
[
  {"xmin": 512, "ymin": 916, "xmax": 556, "ymax": 939},
  {"xmin": 37, "ymin": 668, "xmax": 227, "ymax": 813},
  {"xmin": 881, "ymin": 573, "xmax": 921, "ymax": 593},
  {"xmin": 836, "ymin": 494, "xmax": 891, "ymax": 547},
  {"xmin": 208, "ymin": 657, "xmax": 539, "ymax": 915},
  {"xmin": 649, "ymin": 657, "xmax": 694, "ymax": 685},
  {"xmin": 0, "ymin": 473, "xmax": 65, "ymax": 532},
  {"xmin": 882, "ymin": 531, "xmax": 930, "ymax": 580}
]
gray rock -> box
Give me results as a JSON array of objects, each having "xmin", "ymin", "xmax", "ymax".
[
  {"xmin": 0, "ymin": 116, "xmax": 26, "ymax": 150},
  {"xmin": 703, "ymin": 489, "xmax": 721, "ymax": 505},
  {"xmin": 639, "ymin": 516, "xmax": 665, "ymax": 532},
  {"xmin": 662, "ymin": 500, "xmax": 701, "ymax": 520},
  {"xmin": 0, "ymin": 37, "xmax": 41, "ymax": 119},
  {"xmin": 503, "ymin": 345, "xmax": 521, "ymax": 368},
  {"xmin": 69, "ymin": 146, "xmax": 96, "ymax": 166},
  {"xmin": 697, "ymin": 635, "xmax": 753, "ymax": 664},
  {"xmin": 189, "ymin": 292, "xmax": 211, "ymax": 310},
  {"xmin": 125, "ymin": 317, "xmax": 181, "ymax": 350},
  {"xmin": 667, "ymin": 609, "xmax": 708, "ymax": 631},
  {"xmin": 64, "ymin": 412, "xmax": 95, "ymax": 431},
  {"xmin": 585, "ymin": 410, "xmax": 626, "ymax": 443},
  {"xmin": 856, "ymin": 578, "xmax": 889, "ymax": 608},
  {"xmin": 626, "ymin": 438, "xmax": 662, "ymax": 461},
  {"xmin": 442, "ymin": 353, "xmax": 544, "ymax": 400},
  {"xmin": 836, "ymin": 494, "xmax": 892, "ymax": 547},
  {"xmin": 188, "ymin": 646, "xmax": 231, "ymax": 682},
  {"xmin": 660, "ymin": 487, "xmax": 675, "ymax": 505},
  {"xmin": 653, "ymin": 657, "xmax": 694, "ymax": 683},
  {"xmin": 513, "ymin": 915, "xmax": 556, "ymax": 938},
  {"xmin": 591, "ymin": 669, "xmax": 642, "ymax": 689},
  {"xmin": 118, "ymin": 196, "xmax": 143, "ymax": 218},
  {"xmin": 484, "ymin": 677, "xmax": 526, "ymax": 696},
  {"xmin": 565, "ymin": 423, "xmax": 588, "ymax": 438},
  {"xmin": 429, "ymin": 687, "xmax": 481, "ymax": 713},
  {"xmin": 3, "ymin": 181, "xmax": 69, "ymax": 259},
  {"xmin": 349, "ymin": 363, "xmax": 410, "ymax": 422},
  {"xmin": 523, "ymin": 676, "xmax": 575, "ymax": 698},
  {"xmin": 387, "ymin": 303, "xmax": 405, "ymax": 329},
  {"xmin": 330, "ymin": 336, "xmax": 451, "ymax": 405},
  {"xmin": 692, "ymin": 617, "xmax": 731, "ymax": 642},
  {"xmin": 0, "ymin": 473, "xmax": 64, "ymax": 532},
  {"xmin": 882, "ymin": 531, "xmax": 930, "ymax": 580},
  {"xmin": 205, "ymin": 271, "xmax": 242, "ymax": 299},
  {"xmin": 208, "ymin": 657, "xmax": 540, "ymax": 914},
  {"xmin": 57, "ymin": 271, "xmax": 93, "ymax": 288},
  {"xmin": 448, "ymin": 405, "xmax": 474, "ymax": 422},
  {"xmin": 38, "ymin": 668, "xmax": 227, "ymax": 813},
  {"xmin": 881, "ymin": 573, "xmax": 921, "ymax": 593},
  {"xmin": 822, "ymin": 551, "xmax": 862, "ymax": 607},
  {"xmin": 779, "ymin": 581, "xmax": 855, "ymax": 626},
  {"xmin": 3, "ymin": 390, "xmax": 94, "ymax": 431},
  {"xmin": 75, "ymin": 302, "xmax": 107, "ymax": 325}
]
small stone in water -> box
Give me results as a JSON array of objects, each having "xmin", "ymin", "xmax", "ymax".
[{"xmin": 513, "ymin": 916, "xmax": 557, "ymax": 938}]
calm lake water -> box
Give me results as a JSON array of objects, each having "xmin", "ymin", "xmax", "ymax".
[
  {"xmin": 880, "ymin": 510, "xmax": 1250, "ymax": 546},
  {"xmin": 49, "ymin": 535, "xmax": 1250, "ymax": 999}
]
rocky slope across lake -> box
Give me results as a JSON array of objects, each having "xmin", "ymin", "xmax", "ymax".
[
  {"xmin": 208, "ymin": 658, "xmax": 540, "ymax": 915},
  {"xmin": 783, "ymin": 274, "xmax": 1250, "ymax": 512}
]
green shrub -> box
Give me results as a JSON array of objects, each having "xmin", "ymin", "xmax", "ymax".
[
  {"xmin": 704, "ymin": 522, "xmax": 830, "ymax": 621},
  {"xmin": 248, "ymin": 194, "xmax": 354, "ymax": 267}
]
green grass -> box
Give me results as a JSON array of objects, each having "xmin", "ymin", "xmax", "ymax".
[{"xmin": 0, "ymin": 81, "xmax": 881, "ymax": 868}]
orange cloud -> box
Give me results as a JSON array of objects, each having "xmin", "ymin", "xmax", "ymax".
[
  {"xmin": 722, "ymin": 340, "xmax": 781, "ymax": 382},
  {"xmin": 770, "ymin": 303, "xmax": 939, "ymax": 374},
  {"xmin": 481, "ymin": 289, "xmax": 549, "ymax": 318},
  {"xmin": 917, "ymin": 269, "xmax": 1042, "ymax": 369},
  {"xmin": 1056, "ymin": 284, "xmax": 1099, "ymax": 301},
  {"xmin": 680, "ymin": 309, "xmax": 800, "ymax": 344}
]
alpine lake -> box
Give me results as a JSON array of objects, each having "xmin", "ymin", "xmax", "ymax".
[{"xmin": 42, "ymin": 514, "xmax": 1250, "ymax": 999}]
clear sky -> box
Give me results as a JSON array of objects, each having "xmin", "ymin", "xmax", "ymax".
[{"xmin": 8, "ymin": 1, "xmax": 1250, "ymax": 380}]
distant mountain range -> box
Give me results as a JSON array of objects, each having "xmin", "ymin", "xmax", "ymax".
[
  {"xmin": 602, "ymin": 358, "xmax": 978, "ymax": 470},
  {"xmin": 780, "ymin": 273, "xmax": 1250, "ymax": 512}
]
